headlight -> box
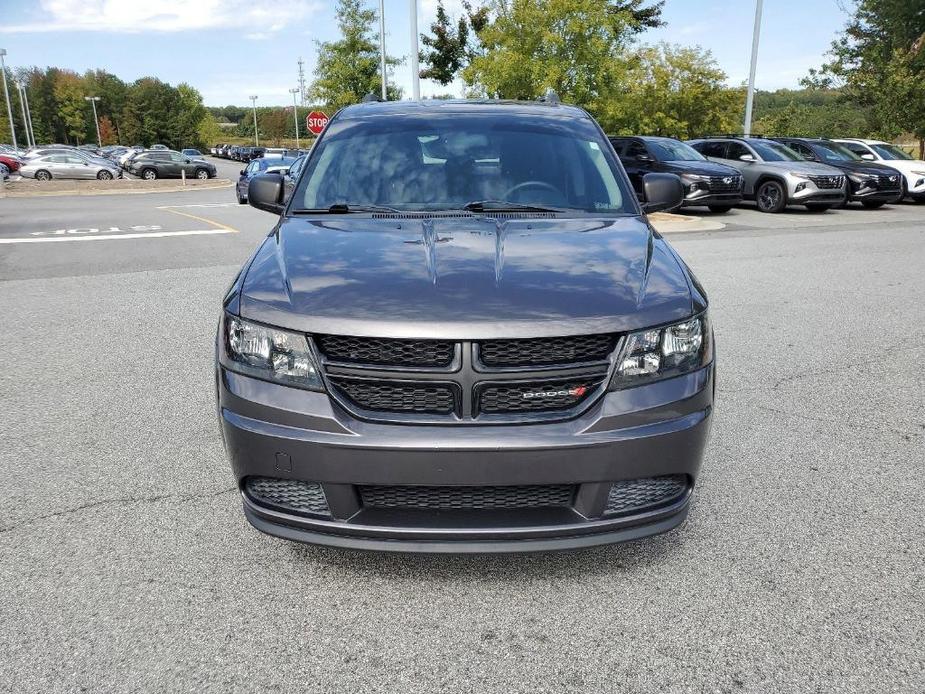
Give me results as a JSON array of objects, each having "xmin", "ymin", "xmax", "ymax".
[
  {"xmin": 788, "ymin": 171, "xmax": 812, "ymax": 180},
  {"xmin": 223, "ymin": 315, "xmax": 324, "ymax": 390},
  {"xmin": 680, "ymin": 173, "xmax": 710, "ymax": 183},
  {"xmin": 909, "ymin": 170, "xmax": 925, "ymax": 176},
  {"xmin": 609, "ymin": 313, "xmax": 712, "ymax": 390},
  {"xmin": 847, "ymin": 172, "xmax": 874, "ymax": 184}
]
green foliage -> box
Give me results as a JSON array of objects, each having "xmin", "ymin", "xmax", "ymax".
[
  {"xmin": 308, "ymin": 0, "xmax": 403, "ymax": 110},
  {"xmin": 259, "ymin": 109, "xmax": 291, "ymax": 146},
  {"xmin": 601, "ymin": 43, "xmax": 742, "ymax": 138},
  {"xmin": 751, "ymin": 89, "xmax": 872, "ymax": 138},
  {"xmin": 420, "ymin": 0, "xmax": 469, "ymax": 85}
]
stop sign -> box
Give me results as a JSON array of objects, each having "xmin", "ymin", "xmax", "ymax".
[{"xmin": 306, "ymin": 111, "xmax": 329, "ymax": 135}]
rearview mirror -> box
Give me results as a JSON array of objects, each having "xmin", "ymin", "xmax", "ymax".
[
  {"xmin": 641, "ymin": 173, "xmax": 684, "ymax": 213},
  {"xmin": 861, "ymin": 153, "xmax": 875, "ymax": 160},
  {"xmin": 739, "ymin": 154, "xmax": 755, "ymax": 162},
  {"xmin": 248, "ymin": 172, "xmax": 285, "ymax": 214}
]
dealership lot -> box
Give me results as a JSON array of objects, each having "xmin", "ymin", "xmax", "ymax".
[{"xmin": 1, "ymin": 179, "xmax": 923, "ymax": 691}]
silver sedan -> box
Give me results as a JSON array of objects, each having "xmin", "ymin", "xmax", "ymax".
[{"xmin": 19, "ymin": 153, "xmax": 121, "ymax": 181}]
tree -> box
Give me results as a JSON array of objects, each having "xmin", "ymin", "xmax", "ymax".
[
  {"xmin": 53, "ymin": 71, "xmax": 86, "ymax": 144},
  {"xmin": 805, "ymin": 0, "xmax": 925, "ymax": 155},
  {"xmin": 600, "ymin": 43, "xmax": 742, "ymax": 138},
  {"xmin": 461, "ymin": 0, "xmax": 662, "ymax": 106},
  {"xmin": 98, "ymin": 115, "xmax": 117, "ymax": 145},
  {"xmin": 259, "ymin": 109, "xmax": 290, "ymax": 146},
  {"xmin": 420, "ymin": 0, "xmax": 469, "ymax": 85},
  {"xmin": 198, "ymin": 112, "xmax": 224, "ymax": 149},
  {"xmin": 121, "ymin": 77, "xmax": 179, "ymax": 146},
  {"xmin": 309, "ymin": 0, "xmax": 403, "ymax": 110},
  {"xmin": 173, "ymin": 83, "xmax": 207, "ymax": 148}
]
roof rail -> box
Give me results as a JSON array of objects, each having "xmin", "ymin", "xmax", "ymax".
[
  {"xmin": 536, "ymin": 88, "xmax": 560, "ymax": 105},
  {"xmin": 701, "ymin": 133, "xmax": 767, "ymax": 139},
  {"xmin": 361, "ymin": 92, "xmax": 384, "ymax": 103}
]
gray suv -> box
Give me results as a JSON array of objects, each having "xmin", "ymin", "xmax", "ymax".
[
  {"xmin": 687, "ymin": 137, "xmax": 847, "ymax": 212},
  {"xmin": 216, "ymin": 99, "xmax": 714, "ymax": 553}
]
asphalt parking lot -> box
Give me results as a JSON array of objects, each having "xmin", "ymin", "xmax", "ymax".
[{"xmin": 1, "ymin": 168, "xmax": 923, "ymax": 692}]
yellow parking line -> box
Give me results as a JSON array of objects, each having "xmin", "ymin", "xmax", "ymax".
[{"xmin": 158, "ymin": 206, "xmax": 238, "ymax": 232}]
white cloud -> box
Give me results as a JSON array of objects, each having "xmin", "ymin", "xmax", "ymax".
[{"xmin": 0, "ymin": 0, "xmax": 322, "ymax": 34}]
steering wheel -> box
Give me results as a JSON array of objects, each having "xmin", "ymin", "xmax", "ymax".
[{"xmin": 503, "ymin": 180, "xmax": 562, "ymax": 201}]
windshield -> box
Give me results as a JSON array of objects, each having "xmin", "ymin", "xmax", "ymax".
[
  {"xmin": 292, "ymin": 113, "xmax": 632, "ymax": 213},
  {"xmin": 750, "ymin": 141, "xmax": 802, "ymax": 162},
  {"xmin": 812, "ymin": 141, "xmax": 861, "ymax": 162},
  {"xmin": 646, "ymin": 139, "xmax": 705, "ymax": 162},
  {"xmin": 871, "ymin": 143, "xmax": 913, "ymax": 160}
]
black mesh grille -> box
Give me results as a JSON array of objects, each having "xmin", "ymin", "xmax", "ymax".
[
  {"xmin": 808, "ymin": 174, "xmax": 845, "ymax": 190},
  {"xmin": 875, "ymin": 174, "xmax": 901, "ymax": 190},
  {"xmin": 331, "ymin": 377, "xmax": 457, "ymax": 414},
  {"xmin": 604, "ymin": 475, "xmax": 688, "ymax": 516},
  {"xmin": 478, "ymin": 334, "xmax": 616, "ymax": 367},
  {"xmin": 708, "ymin": 175, "xmax": 742, "ymax": 192},
  {"xmin": 478, "ymin": 377, "xmax": 602, "ymax": 414},
  {"xmin": 316, "ymin": 335, "xmax": 455, "ymax": 367},
  {"xmin": 245, "ymin": 477, "xmax": 330, "ymax": 516},
  {"xmin": 359, "ymin": 484, "xmax": 575, "ymax": 510}
]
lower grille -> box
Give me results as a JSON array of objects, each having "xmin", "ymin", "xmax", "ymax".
[
  {"xmin": 604, "ymin": 475, "xmax": 688, "ymax": 516},
  {"xmin": 478, "ymin": 377, "xmax": 603, "ymax": 414},
  {"xmin": 875, "ymin": 174, "xmax": 900, "ymax": 190},
  {"xmin": 330, "ymin": 377, "xmax": 458, "ymax": 415},
  {"xmin": 708, "ymin": 175, "xmax": 741, "ymax": 192},
  {"xmin": 478, "ymin": 334, "xmax": 616, "ymax": 367},
  {"xmin": 808, "ymin": 174, "xmax": 844, "ymax": 190},
  {"xmin": 359, "ymin": 484, "xmax": 576, "ymax": 510},
  {"xmin": 245, "ymin": 477, "xmax": 330, "ymax": 516}
]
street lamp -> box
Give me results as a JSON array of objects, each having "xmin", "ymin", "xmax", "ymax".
[
  {"xmin": 249, "ymin": 95, "xmax": 259, "ymax": 147},
  {"xmin": 21, "ymin": 81, "xmax": 35, "ymax": 147},
  {"xmin": 379, "ymin": 0, "xmax": 388, "ymax": 100},
  {"xmin": 0, "ymin": 48, "xmax": 18, "ymax": 150},
  {"xmin": 289, "ymin": 88, "xmax": 301, "ymax": 149},
  {"xmin": 743, "ymin": 0, "xmax": 763, "ymax": 136},
  {"xmin": 14, "ymin": 81, "xmax": 31, "ymax": 147},
  {"xmin": 409, "ymin": 0, "xmax": 420, "ymax": 100},
  {"xmin": 84, "ymin": 96, "xmax": 101, "ymax": 147}
]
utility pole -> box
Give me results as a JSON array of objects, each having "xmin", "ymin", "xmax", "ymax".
[
  {"xmin": 743, "ymin": 0, "xmax": 763, "ymax": 136},
  {"xmin": 84, "ymin": 96, "xmax": 101, "ymax": 147},
  {"xmin": 22, "ymin": 82, "xmax": 35, "ymax": 146},
  {"xmin": 249, "ymin": 95, "xmax": 259, "ymax": 147},
  {"xmin": 409, "ymin": 0, "xmax": 420, "ymax": 100},
  {"xmin": 289, "ymin": 88, "xmax": 301, "ymax": 149},
  {"xmin": 297, "ymin": 57, "xmax": 306, "ymax": 106},
  {"xmin": 379, "ymin": 0, "xmax": 388, "ymax": 100},
  {"xmin": 14, "ymin": 82, "xmax": 29, "ymax": 147},
  {"xmin": 0, "ymin": 48, "xmax": 17, "ymax": 150}
]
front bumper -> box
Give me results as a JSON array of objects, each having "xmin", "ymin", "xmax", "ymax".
[
  {"xmin": 681, "ymin": 191, "xmax": 742, "ymax": 208},
  {"xmin": 218, "ymin": 362, "xmax": 714, "ymax": 553}
]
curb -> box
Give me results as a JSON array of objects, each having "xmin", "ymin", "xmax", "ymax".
[
  {"xmin": 0, "ymin": 179, "xmax": 234, "ymax": 199},
  {"xmin": 648, "ymin": 212, "xmax": 727, "ymax": 234}
]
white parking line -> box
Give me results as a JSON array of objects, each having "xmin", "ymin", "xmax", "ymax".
[
  {"xmin": 0, "ymin": 229, "xmax": 236, "ymax": 244},
  {"xmin": 156, "ymin": 203, "xmax": 237, "ymax": 209}
]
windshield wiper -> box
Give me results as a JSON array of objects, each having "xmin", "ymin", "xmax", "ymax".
[
  {"xmin": 291, "ymin": 203, "xmax": 403, "ymax": 214},
  {"xmin": 461, "ymin": 199, "xmax": 567, "ymax": 213}
]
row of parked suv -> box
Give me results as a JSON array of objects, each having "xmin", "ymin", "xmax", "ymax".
[
  {"xmin": 612, "ymin": 135, "xmax": 925, "ymax": 213},
  {"xmin": 98, "ymin": 146, "xmax": 217, "ymax": 180},
  {"xmin": 212, "ymin": 144, "xmax": 310, "ymax": 163}
]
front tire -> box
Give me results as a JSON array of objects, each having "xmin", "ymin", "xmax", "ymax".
[
  {"xmin": 756, "ymin": 180, "xmax": 787, "ymax": 213},
  {"xmin": 804, "ymin": 203, "xmax": 830, "ymax": 212},
  {"xmin": 195, "ymin": 168, "xmax": 210, "ymax": 180},
  {"xmin": 861, "ymin": 200, "xmax": 886, "ymax": 209},
  {"xmin": 35, "ymin": 169, "xmax": 52, "ymax": 181},
  {"xmin": 97, "ymin": 170, "xmax": 113, "ymax": 180},
  {"xmin": 141, "ymin": 168, "xmax": 157, "ymax": 180},
  {"xmin": 707, "ymin": 205, "xmax": 733, "ymax": 213}
]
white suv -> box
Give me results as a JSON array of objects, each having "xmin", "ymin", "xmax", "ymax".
[{"xmin": 834, "ymin": 139, "xmax": 925, "ymax": 203}]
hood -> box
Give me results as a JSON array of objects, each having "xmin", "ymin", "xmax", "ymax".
[
  {"xmin": 820, "ymin": 160, "xmax": 902, "ymax": 176},
  {"xmin": 238, "ymin": 216, "xmax": 695, "ymax": 339},
  {"xmin": 660, "ymin": 160, "xmax": 740, "ymax": 176},
  {"xmin": 761, "ymin": 160, "xmax": 844, "ymax": 175}
]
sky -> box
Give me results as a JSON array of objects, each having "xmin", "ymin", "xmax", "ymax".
[{"xmin": 0, "ymin": 0, "xmax": 852, "ymax": 107}]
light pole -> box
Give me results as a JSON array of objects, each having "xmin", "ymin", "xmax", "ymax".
[
  {"xmin": 0, "ymin": 48, "xmax": 17, "ymax": 150},
  {"xmin": 84, "ymin": 96, "xmax": 101, "ymax": 147},
  {"xmin": 409, "ymin": 0, "xmax": 420, "ymax": 100},
  {"xmin": 14, "ymin": 82, "xmax": 30, "ymax": 147},
  {"xmin": 379, "ymin": 0, "xmax": 388, "ymax": 100},
  {"xmin": 743, "ymin": 0, "xmax": 763, "ymax": 136},
  {"xmin": 289, "ymin": 88, "xmax": 301, "ymax": 149},
  {"xmin": 21, "ymin": 82, "xmax": 35, "ymax": 146},
  {"xmin": 249, "ymin": 95, "xmax": 259, "ymax": 147}
]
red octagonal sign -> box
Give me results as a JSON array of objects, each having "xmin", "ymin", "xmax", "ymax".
[{"xmin": 306, "ymin": 111, "xmax": 329, "ymax": 135}]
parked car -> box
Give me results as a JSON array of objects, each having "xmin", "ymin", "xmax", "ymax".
[
  {"xmin": 834, "ymin": 138, "xmax": 925, "ymax": 203},
  {"xmin": 0, "ymin": 162, "xmax": 8, "ymax": 180},
  {"xmin": 236, "ymin": 156, "xmax": 295, "ymax": 203},
  {"xmin": 20, "ymin": 153, "xmax": 121, "ymax": 180},
  {"xmin": 241, "ymin": 146, "xmax": 265, "ymax": 162},
  {"xmin": 772, "ymin": 137, "xmax": 902, "ymax": 208},
  {"xmin": 261, "ymin": 147, "xmax": 287, "ymax": 159},
  {"xmin": 181, "ymin": 148, "xmax": 203, "ymax": 158},
  {"xmin": 23, "ymin": 147, "xmax": 116, "ymax": 169},
  {"xmin": 611, "ymin": 136, "xmax": 743, "ymax": 212},
  {"xmin": 126, "ymin": 150, "xmax": 217, "ymax": 180},
  {"xmin": 686, "ymin": 136, "xmax": 846, "ymax": 212},
  {"xmin": 282, "ymin": 153, "xmax": 308, "ymax": 201},
  {"xmin": 219, "ymin": 97, "xmax": 711, "ymax": 552},
  {"xmin": 0, "ymin": 153, "xmax": 21, "ymax": 173},
  {"xmin": 150, "ymin": 144, "xmax": 168, "ymax": 151}
]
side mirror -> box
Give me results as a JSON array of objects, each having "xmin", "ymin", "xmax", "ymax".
[
  {"xmin": 248, "ymin": 172, "xmax": 285, "ymax": 214},
  {"xmin": 185, "ymin": 158, "xmax": 191, "ymax": 164},
  {"xmin": 739, "ymin": 154, "xmax": 755, "ymax": 162},
  {"xmin": 861, "ymin": 153, "xmax": 875, "ymax": 160},
  {"xmin": 239, "ymin": 169, "xmax": 246, "ymax": 176},
  {"xmin": 641, "ymin": 173, "xmax": 684, "ymax": 213}
]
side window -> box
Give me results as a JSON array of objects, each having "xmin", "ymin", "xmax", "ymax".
[
  {"xmin": 65, "ymin": 156, "xmax": 86, "ymax": 164},
  {"xmin": 47, "ymin": 155, "xmax": 67, "ymax": 163},
  {"xmin": 726, "ymin": 142, "xmax": 752, "ymax": 160},
  {"xmin": 697, "ymin": 141, "xmax": 727, "ymax": 158},
  {"xmin": 609, "ymin": 139, "xmax": 628, "ymax": 157},
  {"xmin": 843, "ymin": 142, "xmax": 871, "ymax": 157},
  {"xmin": 790, "ymin": 142, "xmax": 815, "ymax": 160},
  {"xmin": 625, "ymin": 141, "xmax": 649, "ymax": 159},
  {"xmin": 247, "ymin": 161, "xmax": 260, "ymax": 175},
  {"xmin": 170, "ymin": 153, "xmax": 186, "ymax": 163}
]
